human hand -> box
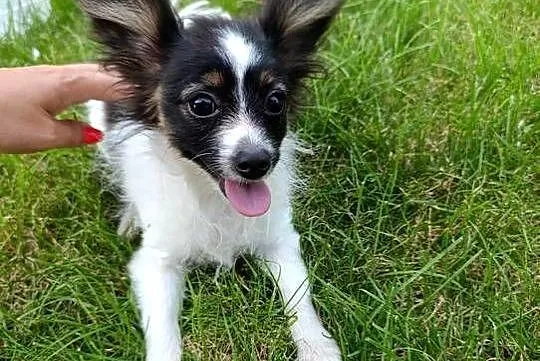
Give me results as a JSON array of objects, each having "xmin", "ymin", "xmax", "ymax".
[{"xmin": 0, "ymin": 64, "xmax": 129, "ymax": 153}]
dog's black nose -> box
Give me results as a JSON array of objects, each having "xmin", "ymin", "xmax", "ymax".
[{"xmin": 234, "ymin": 146, "xmax": 272, "ymax": 180}]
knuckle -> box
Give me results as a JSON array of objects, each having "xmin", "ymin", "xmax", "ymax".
[{"xmin": 58, "ymin": 71, "xmax": 80, "ymax": 93}]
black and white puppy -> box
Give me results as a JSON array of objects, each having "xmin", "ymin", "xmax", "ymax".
[{"xmin": 80, "ymin": 0, "xmax": 343, "ymax": 360}]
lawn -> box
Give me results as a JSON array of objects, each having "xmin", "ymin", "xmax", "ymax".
[{"xmin": 0, "ymin": 0, "xmax": 538, "ymax": 360}]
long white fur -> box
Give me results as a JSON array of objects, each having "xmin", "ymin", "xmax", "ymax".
[{"xmin": 86, "ymin": 2, "xmax": 341, "ymax": 361}]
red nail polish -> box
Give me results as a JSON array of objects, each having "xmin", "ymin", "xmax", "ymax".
[{"xmin": 83, "ymin": 126, "xmax": 103, "ymax": 144}]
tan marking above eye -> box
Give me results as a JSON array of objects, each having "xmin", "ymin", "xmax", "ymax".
[
  {"xmin": 260, "ymin": 70, "xmax": 276, "ymax": 86},
  {"xmin": 202, "ymin": 71, "xmax": 225, "ymax": 87}
]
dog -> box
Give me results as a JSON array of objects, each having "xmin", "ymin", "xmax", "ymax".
[{"xmin": 81, "ymin": 0, "xmax": 343, "ymax": 360}]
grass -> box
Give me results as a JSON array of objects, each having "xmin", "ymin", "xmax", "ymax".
[{"xmin": 0, "ymin": 0, "xmax": 538, "ymax": 360}]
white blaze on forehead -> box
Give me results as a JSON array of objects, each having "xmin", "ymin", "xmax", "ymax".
[
  {"xmin": 217, "ymin": 30, "xmax": 272, "ymax": 172},
  {"xmin": 219, "ymin": 30, "xmax": 259, "ymax": 78},
  {"xmin": 178, "ymin": 1, "xmax": 232, "ymax": 29},
  {"xmin": 219, "ymin": 29, "xmax": 261, "ymax": 105}
]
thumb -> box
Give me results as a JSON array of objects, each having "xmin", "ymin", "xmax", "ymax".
[{"xmin": 47, "ymin": 119, "xmax": 103, "ymax": 149}]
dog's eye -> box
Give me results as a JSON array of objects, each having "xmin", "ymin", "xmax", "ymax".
[
  {"xmin": 265, "ymin": 91, "xmax": 286, "ymax": 115},
  {"xmin": 188, "ymin": 94, "xmax": 218, "ymax": 118}
]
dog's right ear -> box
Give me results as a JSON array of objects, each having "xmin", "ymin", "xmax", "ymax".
[
  {"xmin": 79, "ymin": 0, "xmax": 180, "ymax": 123},
  {"xmin": 79, "ymin": 0, "xmax": 179, "ymax": 83}
]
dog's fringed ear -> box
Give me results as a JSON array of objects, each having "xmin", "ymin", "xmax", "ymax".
[
  {"xmin": 80, "ymin": 0, "xmax": 179, "ymax": 72},
  {"xmin": 79, "ymin": 0, "xmax": 180, "ymax": 123},
  {"xmin": 259, "ymin": 0, "xmax": 343, "ymax": 77}
]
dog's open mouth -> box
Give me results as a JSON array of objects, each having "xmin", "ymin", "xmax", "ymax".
[{"xmin": 220, "ymin": 179, "xmax": 271, "ymax": 217}]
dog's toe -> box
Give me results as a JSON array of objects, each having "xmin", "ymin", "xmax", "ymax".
[{"xmin": 297, "ymin": 337, "xmax": 341, "ymax": 361}]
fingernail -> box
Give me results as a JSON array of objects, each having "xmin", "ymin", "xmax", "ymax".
[{"xmin": 82, "ymin": 126, "xmax": 103, "ymax": 144}]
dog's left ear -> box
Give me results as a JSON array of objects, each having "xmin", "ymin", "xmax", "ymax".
[{"xmin": 259, "ymin": 0, "xmax": 343, "ymax": 77}]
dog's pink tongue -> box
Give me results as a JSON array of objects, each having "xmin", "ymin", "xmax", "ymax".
[{"xmin": 224, "ymin": 179, "xmax": 271, "ymax": 217}]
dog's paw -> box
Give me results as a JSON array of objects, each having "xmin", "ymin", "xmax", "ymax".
[{"xmin": 297, "ymin": 336, "xmax": 342, "ymax": 361}]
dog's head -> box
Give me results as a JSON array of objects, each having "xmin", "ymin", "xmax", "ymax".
[{"xmin": 80, "ymin": 0, "xmax": 342, "ymax": 217}]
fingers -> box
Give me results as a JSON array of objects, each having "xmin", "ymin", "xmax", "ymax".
[
  {"xmin": 72, "ymin": 64, "xmax": 132, "ymax": 102},
  {"xmin": 47, "ymin": 118, "xmax": 103, "ymax": 150},
  {"xmin": 0, "ymin": 117, "xmax": 103, "ymax": 154},
  {"xmin": 0, "ymin": 64, "xmax": 112, "ymax": 154},
  {"xmin": 45, "ymin": 64, "xmax": 132, "ymax": 113},
  {"xmin": 64, "ymin": 63, "xmax": 132, "ymax": 101},
  {"xmin": 29, "ymin": 118, "xmax": 102, "ymax": 153}
]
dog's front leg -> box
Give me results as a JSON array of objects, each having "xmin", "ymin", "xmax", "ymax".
[
  {"xmin": 261, "ymin": 231, "xmax": 342, "ymax": 361},
  {"xmin": 129, "ymin": 246, "xmax": 184, "ymax": 361}
]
